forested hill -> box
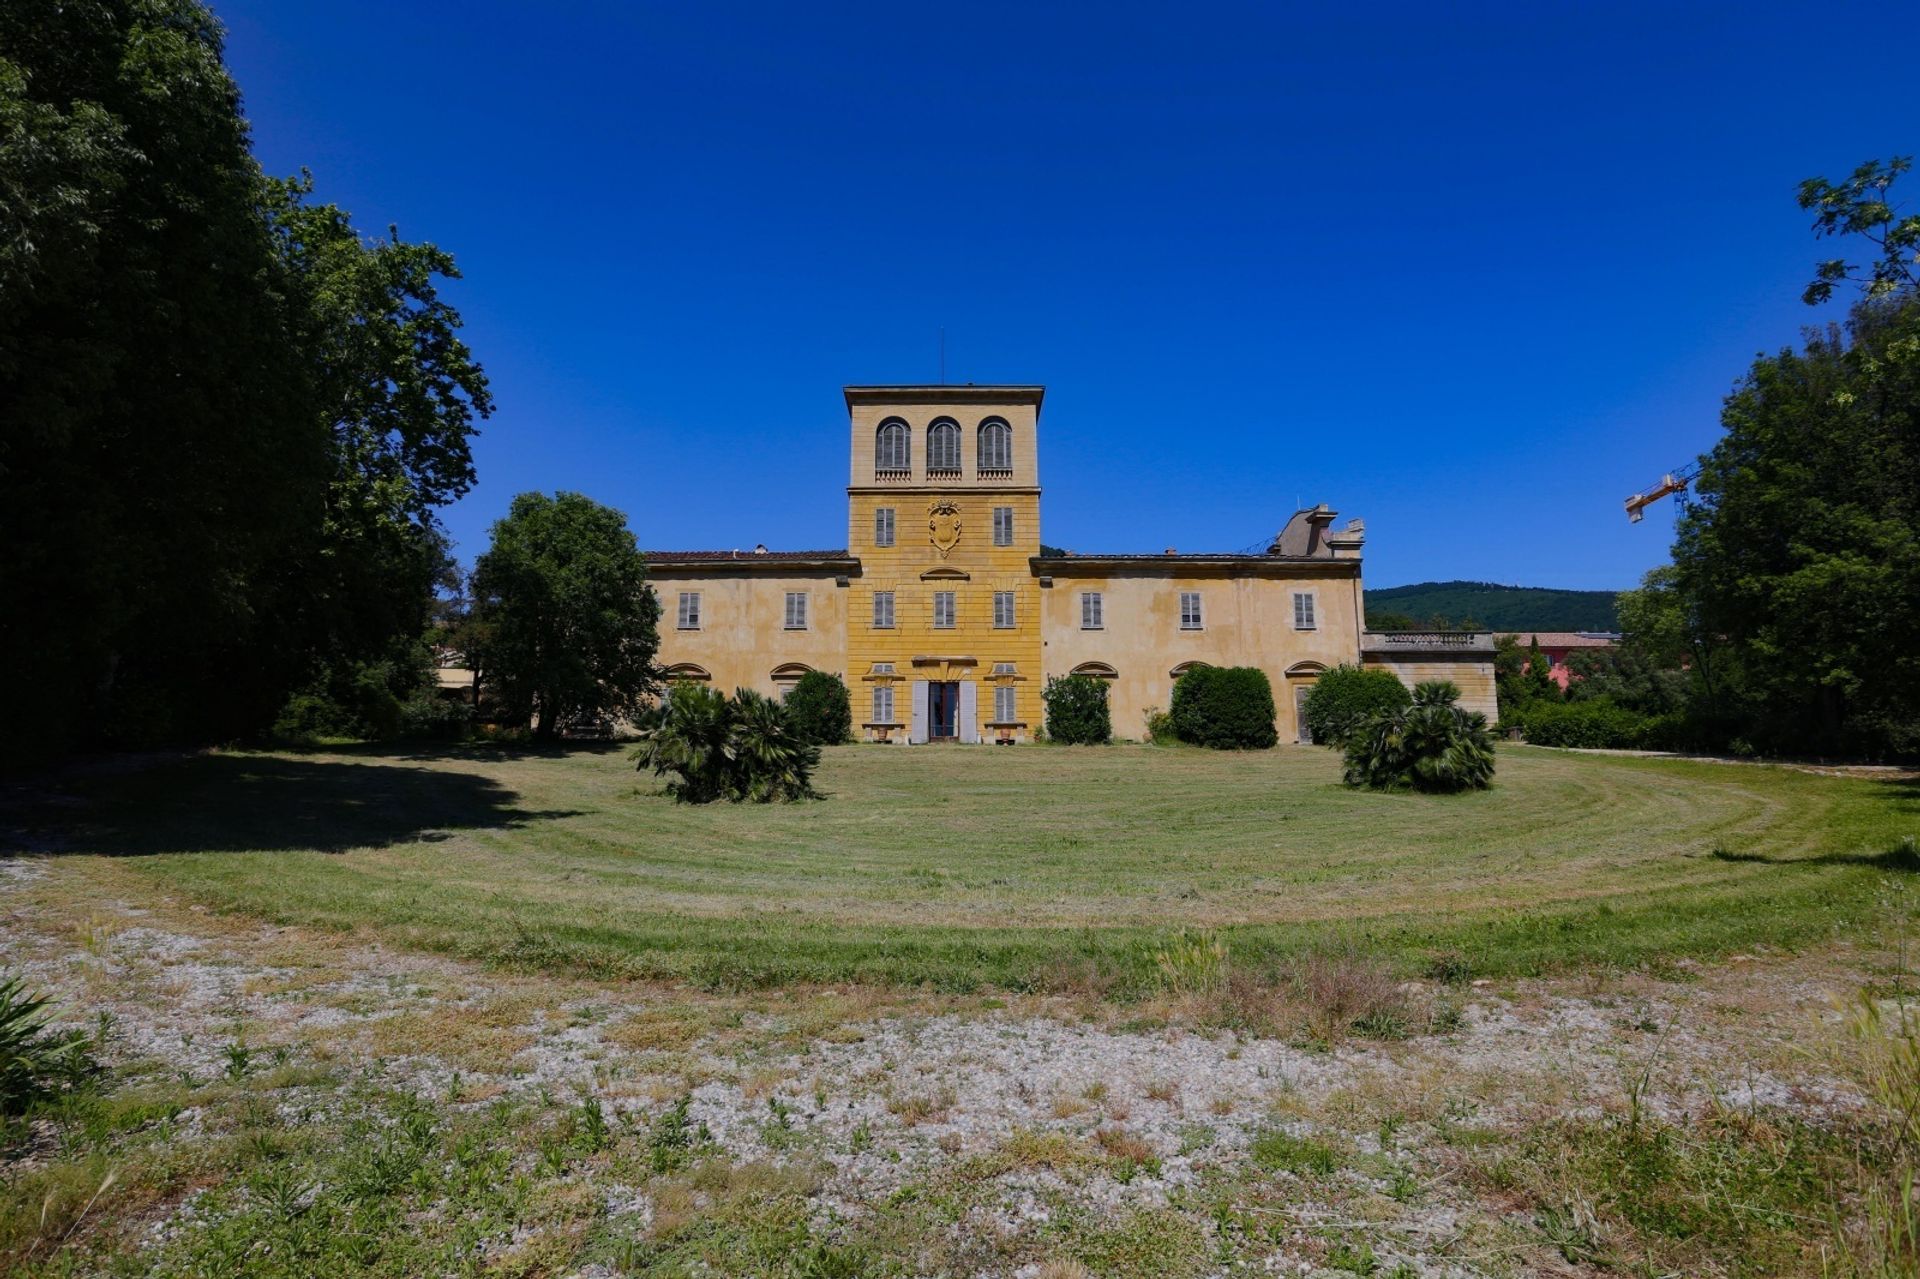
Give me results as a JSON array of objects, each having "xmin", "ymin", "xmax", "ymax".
[{"xmin": 1363, "ymin": 581, "xmax": 1621, "ymax": 631}]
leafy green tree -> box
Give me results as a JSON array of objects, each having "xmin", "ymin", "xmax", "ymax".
[
  {"xmin": 471, "ymin": 493, "xmax": 660, "ymax": 738},
  {"xmin": 0, "ymin": 1, "xmax": 490, "ymax": 762},
  {"xmin": 1, "ymin": 0, "xmax": 322, "ymax": 757},
  {"xmin": 1342, "ymin": 681, "xmax": 1496, "ymax": 793},
  {"xmin": 1042, "ymin": 675, "xmax": 1111, "ymax": 744},
  {"xmin": 1524, "ymin": 637, "xmax": 1560, "ymax": 704},
  {"xmin": 262, "ymin": 175, "xmax": 491, "ymax": 710},
  {"xmin": 632, "ymin": 683, "xmax": 820, "ymax": 803},
  {"xmin": 1302, "ymin": 665, "xmax": 1411, "ymax": 747},
  {"xmin": 1636, "ymin": 155, "xmax": 1920, "ymax": 755},
  {"xmin": 782, "ymin": 672, "xmax": 853, "ymax": 745},
  {"xmin": 1799, "ymin": 156, "xmax": 1920, "ymax": 304}
]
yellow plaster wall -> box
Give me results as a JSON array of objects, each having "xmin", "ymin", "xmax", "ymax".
[
  {"xmin": 1362, "ymin": 657, "xmax": 1499, "ymax": 722},
  {"xmin": 1039, "ymin": 565, "xmax": 1367, "ymax": 741},
  {"xmin": 649, "ymin": 570, "xmax": 849, "ymax": 697}
]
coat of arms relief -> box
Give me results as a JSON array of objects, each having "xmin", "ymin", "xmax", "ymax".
[{"xmin": 928, "ymin": 501, "xmax": 962, "ymax": 558}]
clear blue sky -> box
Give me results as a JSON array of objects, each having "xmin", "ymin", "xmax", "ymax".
[{"xmin": 218, "ymin": 1, "xmax": 1915, "ymax": 590}]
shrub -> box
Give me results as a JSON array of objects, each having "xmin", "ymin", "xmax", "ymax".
[
  {"xmin": 781, "ymin": 671, "xmax": 853, "ymax": 746},
  {"xmin": 633, "ymin": 683, "xmax": 820, "ymax": 803},
  {"xmin": 1342, "ymin": 680, "xmax": 1496, "ymax": 793},
  {"xmin": 1142, "ymin": 705, "xmax": 1178, "ymax": 744},
  {"xmin": 1517, "ymin": 697, "xmax": 1651, "ymax": 749},
  {"xmin": 398, "ymin": 694, "xmax": 473, "ymax": 741},
  {"xmin": 1301, "ymin": 665, "xmax": 1412, "ymax": 747},
  {"xmin": 1169, "ymin": 665, "xmax": 1277, "ymax": 749},
  {"xmin": 0, "ymin": 978, "xmax": 97, "ymax": 1116},
  {"xmin": 1043, "ymin": 674, "xmax": 1112, "ymax": 745}
]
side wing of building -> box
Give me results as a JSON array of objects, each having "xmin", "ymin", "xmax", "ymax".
[{"xmin": 646, "ymin": 552, "xmax": 856, "ymax": 698}]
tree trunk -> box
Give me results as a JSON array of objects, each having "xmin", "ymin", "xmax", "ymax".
[{"xmin": 534, "ymin": 699, "xmax": 557, "ymax": 739}]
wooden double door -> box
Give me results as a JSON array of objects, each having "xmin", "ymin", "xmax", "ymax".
[{"xmin": 910, "ymin": 678, "xmax": 977, "ymax": 743}]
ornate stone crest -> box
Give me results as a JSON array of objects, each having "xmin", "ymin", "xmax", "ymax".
[{"xmin": 928, "ymin": 501, "xmax": 962, "ymax": 558}]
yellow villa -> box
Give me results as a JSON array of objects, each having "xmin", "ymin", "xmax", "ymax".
[{"xmin": 647, "ymin": 385, "xmax": 1495, "ymax": 743}]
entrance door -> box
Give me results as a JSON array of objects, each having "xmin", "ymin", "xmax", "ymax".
[
  {"xmin": 928, "ymin": 681, "xmax": 960, "ymax": 740},
  {"xmin": 1294, "ymin": 686, "xmax": 1314, "ymax": 744}
]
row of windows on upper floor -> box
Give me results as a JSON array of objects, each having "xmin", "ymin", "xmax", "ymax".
[
  {"xmin": 870, "ymin": 505, "xmax": 1017, "ymax": 547},
  {"xmin": 875, "ymin": 417, "xmax": 1013, "ymax": 476},
  {"xmin": 672, "ymin": 588, "xmax": 1319, "ymax": 633}
]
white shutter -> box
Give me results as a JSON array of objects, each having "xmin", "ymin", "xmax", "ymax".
[
  {"xmin": 909, "ymin": 680, "xmax": 928, "ymax": 744},
  {"xmin": 958, "ymin": 681, "xmax": 979, "ymax": 743}
]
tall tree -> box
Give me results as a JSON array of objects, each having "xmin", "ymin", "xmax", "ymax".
[
  {"xmin": 1, "ymin": 0, "xmax": 321, "ymax": 757},
  {"xmin": 1666, "ymin": 156, "xmax": 1920, "ymax": 754},
  {"xmin": 470, "ymin": 493, "xmax": 661, "ymax": 738},
  {"xmin": 0, "ymin": 2, "xmax": 489, "ymax": 761}
]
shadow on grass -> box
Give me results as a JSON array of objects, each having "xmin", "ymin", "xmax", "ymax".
[
  {"xmin": 1710, "ymin": 842, "xmax": 1920, "ymax": 873},
  {"xmin": 6, "ymin": 752, "xmax": 585, "ymax": 857}
]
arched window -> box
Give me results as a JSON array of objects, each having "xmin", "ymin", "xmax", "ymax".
[
  {"xmin": 662, "ymin": 663, "xmax": 712, "ymax": 682},
  {"xmin": 977, "ymin": 418, "xmax": 1012, "ymax": 472},
  {"xmin": 875, "ymin": 419, "xmax": 910, "ymax": 474},
  {"xmin": 1070, "ymin": 661, "xmax": 1119, "ymax": 680},
  {"xmin": 927, "ymin": 418, "xmax": 961, "ymax": 473}
]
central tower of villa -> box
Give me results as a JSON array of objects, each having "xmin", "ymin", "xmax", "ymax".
[{"xmin": 843, "ymin": 386, "xmax": 1045, "ymax": 741}]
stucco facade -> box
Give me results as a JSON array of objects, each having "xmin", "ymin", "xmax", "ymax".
[{"xmin": 648, "ymin": 385, "xmax": 1495, "ymax": 742}]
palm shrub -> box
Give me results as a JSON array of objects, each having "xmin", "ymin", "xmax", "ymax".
[
  {"xmin": 1342, "ymin": 680, "xmax": 1496, "ymax": 793},
  {"xmin": 726, "ymin": 688, "xmax": 820, "ymax": 802},
  {"xmin": 632, "ymin": 683, "xmax": 819, "ymax": 803},
  {"xmin": 1042, "ymin": 674, "xmax": 1111, "ymax": 744},
  {"xmin": 0, "ymin": 978, "xmax": 96, "ymax": 1117},
  {"xmin": 1170, "ymin": 665, "xmax": 1278, "ymax": 749},
  {"xmin": 782, "ymin": 671, "xmax": 853, "ymax": 745},
  {"xmin": 1302, "ymin": 665, "xmax": 1410, "ymax": 747}
]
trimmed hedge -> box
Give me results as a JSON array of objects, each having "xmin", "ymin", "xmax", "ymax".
[
  {"xmin": 1170, "ymin": 665, "xmax": 1278, "ymax": 749},
  {"xmin": 783, "ymin": 671, "xmax": 853, "ymax": 745},
  {"xmin": 1301, "ymin": 665, "xmax": 1411, "ymax": 747},
  {"xmin": 1043, "ymin": 674, "xmax": 1112, "ymax": 744},
  {"xmin": 1516, "ymin": 698, "xmax": 1689, "ymax": 750}
]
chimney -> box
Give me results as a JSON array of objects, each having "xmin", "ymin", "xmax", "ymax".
[
  {"xmin": 1164, "ymin": 547, "xmax": 1177, "ymax": 556},
  {"xmin": 753, "ymin": 543, "xmax": 768, "ymax": 555}
]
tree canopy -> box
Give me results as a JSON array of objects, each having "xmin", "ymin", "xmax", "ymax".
[
  {"xmin": 0, "ymin": 0, "xmax": 488, "ymax": 763},
  {"xmin": 470, "ymin": 492, "xmax": 661, "ymax": 738},
  {"xmin": 1635, "ymin": 155, "xmax": 1920, "ymax": 756}
]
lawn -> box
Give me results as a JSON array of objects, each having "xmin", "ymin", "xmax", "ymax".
[{"xmin": 44, "ymin": 741, "xmax": 1919, "ymax": 991}]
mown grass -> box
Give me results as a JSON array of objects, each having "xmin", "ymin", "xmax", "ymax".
[{"xmin": 26, "ymin": 741, "xmax": 1919, "ymax": 992}]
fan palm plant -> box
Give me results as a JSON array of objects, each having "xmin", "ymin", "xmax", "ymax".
[
  {"xmin": 1342, "ymin": 680, "xmax": 1496, "ymax": 793},
  {"xmin": 632, "ymin": 683, "xmax": 820, "ymax": 803},
  {"xmin": 632, "ymin": 682, "xmax": 735, "ymax": 803}
]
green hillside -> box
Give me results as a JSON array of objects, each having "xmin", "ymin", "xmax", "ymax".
[{"xmin": 1364, "ymin": 580, "xmax": 1620, "ymax": 632}]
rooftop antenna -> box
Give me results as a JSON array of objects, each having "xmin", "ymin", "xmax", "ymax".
[{"xmin": 939, "ymin": 327, "xmax": 946, "ymax": 384}]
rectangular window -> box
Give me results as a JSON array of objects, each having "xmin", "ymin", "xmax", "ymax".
[
  {"xmin": 1292, "ymin": 591, "xmax": 1316, "ymax": 630},
  {"xmin": 872, "ymin": 684, "xmax": 894, "ymax": 724},
  {"xmin": 784, "ymin": 591, "xmax": 808, "ymax": 630},
  {"xmin": 933, "ymin": 590, "xmax": 956, "ymax": 629},
  {"xmin": 1080, "ymin": 591, "xmax": 1104, "ymax": 630},
  {"xmin": 1179, "ymin": 591, "xmax": 1203, "ymax": 630},
  {"xmin": 676, "ymin": 591, "xmax": 701, "ymax": 630},
  {"xmin": 994, "ymin": 684, "xmax": 1016, "ymax": 723},
  {"xmin": 993, "ymin": 590, "xmax": 1015, "ymax": 629},
  {"xmin": 872, "ymin": 590, "xmax": 894, "ymax": 629},
  {"xmin": 874, "ymin": 507, "xmax": 895, "ymax": 547},
  {"xmin": 993, "ymin": 506, "xmax": 1013, "ymax": 546}
]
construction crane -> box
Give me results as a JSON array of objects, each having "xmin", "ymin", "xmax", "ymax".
[{"xmin": 1624, "ymin": 461, "xmax": 1701, "ymax": 523}]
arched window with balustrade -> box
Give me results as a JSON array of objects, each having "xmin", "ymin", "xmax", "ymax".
[
  {"xmin": 977, "ymin": 418, "xmax": 1012, "ymax": 473},
  {"xmin": 875, "ymin": 418, "xmax": 910, "ymax": 474},
  {"xmin": 927, "ymin": 418, "xmax": 961, "ymax": 473}
]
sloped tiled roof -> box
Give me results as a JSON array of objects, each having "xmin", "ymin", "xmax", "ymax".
[{"xmin": 1494, "ymin": 632, "xmax": 1621, "ymax": 647}]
